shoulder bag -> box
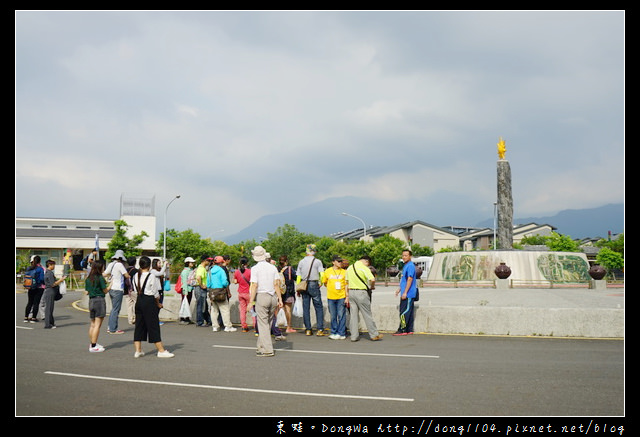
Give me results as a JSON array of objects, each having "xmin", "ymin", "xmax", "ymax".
[{"xmin": 295, "ymin": 259, "xmax": 316, "ymax": 293}]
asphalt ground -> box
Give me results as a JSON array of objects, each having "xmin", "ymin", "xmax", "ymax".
[{"xmin": 15, "ymin": 290, "xmax": 625, "ymax": 422}]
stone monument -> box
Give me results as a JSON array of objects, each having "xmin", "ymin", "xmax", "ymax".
[{"xmin": 496, "ymin": 137, "xmax": 513, "ymax": 249}]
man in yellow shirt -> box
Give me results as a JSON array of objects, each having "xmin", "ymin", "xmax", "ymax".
[
  {"xmin": 195, "ymin": 255, "xmax": 212, "ymax": 327},
  {"xmin": 345, "ymin": 255, "xmax": 382, "ymax": 342},
  {"xmin": 321, "ymin": 256, "xmax": 348, "ymax": 340}
]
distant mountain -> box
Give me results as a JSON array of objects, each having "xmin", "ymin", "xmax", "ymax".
[
  {"xmin": 223, "ymin": 196, "xmax": 434, "ymax": 244},
  {"xmin": 223, "ymin": 197, "xmax": 624, "ymax": 243},
  {"xmin": 475, "ymin": 203, "xmax": 624, "ymax": 239}
]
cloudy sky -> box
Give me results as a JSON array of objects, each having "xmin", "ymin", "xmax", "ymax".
[{"xmin": 15, "ymin": 10, "xmax": 624, "ymax": 240}]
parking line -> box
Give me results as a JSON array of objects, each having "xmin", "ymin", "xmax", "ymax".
[
  {"xmin": 213, "ymin": 344, "xmax": 440, "ymax": 359},
  {"xmin": 44, "ymin": 371, "xmax": 414, "ymax": 402}
]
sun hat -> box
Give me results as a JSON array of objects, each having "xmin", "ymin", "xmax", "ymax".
[
  {"xmin": 306, "ymin": 244, "xmax": 317, "ymax": 255},
  {"xmin": 251, "ymin": 246, "xmax": 267, "ymax": 262},
  {"xmin": 184, "ymin": 257, "xmax": 196, "ymax": 263},
  {"xmin": 112, "ymin": 250, "xmax": 126, "ymax": 260}
]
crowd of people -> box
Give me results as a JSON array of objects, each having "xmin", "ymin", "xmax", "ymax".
[{"xmin": 22, "ymin": 245, "xmax": 419, "ymax": 359}]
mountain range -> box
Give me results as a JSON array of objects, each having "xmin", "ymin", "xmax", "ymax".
[{"xmin": 222, "ymin": 197, "xmax": 624, "ymax": 244}]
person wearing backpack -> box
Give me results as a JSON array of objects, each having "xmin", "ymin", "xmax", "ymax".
[{"xmin": 23, "ymin": 255, "xmax": 45, "ymax": 323}]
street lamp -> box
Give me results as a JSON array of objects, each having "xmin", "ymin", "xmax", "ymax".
[
  {"xmin": 341, "ymin": 212, "xmax": 367, "ymax": 240},
  {"xmin": 163, "ymin": 195, "xmax": 181, "ymax": 260}
]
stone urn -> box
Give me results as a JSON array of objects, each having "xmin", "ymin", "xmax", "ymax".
[
  {"xmin": 494, "ymin": 262, "xmax": 512, "ymax": 279},
  {"xmin": 588, "ymin": 264, "xmax": 607, "ymax": 280}
]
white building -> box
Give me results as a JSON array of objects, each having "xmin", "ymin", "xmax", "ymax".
[{"xmin": 16, "ymin": 194, "xmax": 157, "ymax": 270}]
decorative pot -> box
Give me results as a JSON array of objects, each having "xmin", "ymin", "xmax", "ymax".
[
  {"xmin": 588, "ymin": 264, "xmax": 606, "ymax": 280},
  {"xmin": 494, "ymin": 262, "xmax": 512, "ymax": 279}
]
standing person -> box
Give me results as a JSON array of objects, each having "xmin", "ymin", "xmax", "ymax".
[
  {"xmin": 208, "ymin": 256, "xmax": 236, "ymax": 332},
  {"xmin": 321, "ymin": 255, "xmax": 348, "ymax": 340},
  {"xmin": 151, "ymin": 258, "xmax": 167, "ymax": 325},
  {"xmin": 179, "ymin": 257, "xmax": 196, "ymax": 324},
  {"xmin": 248, "ymin": 246, "xmax": 283, "ymax": 357},
  {"xmin": 104, "ymin": 250, "xmax": 131, "ymax": 334},
  {"xmin": 278, "ymin": 255, "xmax": 297, "ymax": 333},
  {"xmin": 85, "ymin": 260, "xmax": 108, "ymax": 352},
  {"xmin": 124, "ymin": 257, "xmax": 138, "ymax": 325},
  {"xmin": 42, "ymin": 259, "xmax": 66, "ymax": 329},
  {"xmin": 216, "ymin": 255, "xmax": 233, "ymax": 327},
  {"xmin": 346, "ymin": 255, "xmax": 382, "ymax": 342},
  {"xmin": 194, "ymin": 255, "xmax": 212, "ymax": 327},
  {"xmin": 233, "ymin": 256, "xmax": 252, "ymax": 332},
  {"xmin": 394, "ymin": 249, "xmax": 418, "ymax": 336},
  {"xmin": 297, "ymin": 244, "xmax": 326, "ymax": 336},
  {"xmin": 132, "ymin": 256, "xmax": 174, "ymax": 358},
  {"xmin": 24, "ymin": 255, "xmax": 45, "ymax": 323}
]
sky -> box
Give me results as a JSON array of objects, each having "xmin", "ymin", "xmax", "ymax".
[{"xmin": 15, "ymin": 10, "xmax": 625, "ymax": 241}]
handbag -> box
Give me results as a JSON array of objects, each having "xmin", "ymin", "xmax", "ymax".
[
  {"xmin": 295, "ymin": 259, "xmax": 316, "ymax": 293},
  {"xmin": 208, "ymin": 288, "xmax": 227, "ymax": 302}
]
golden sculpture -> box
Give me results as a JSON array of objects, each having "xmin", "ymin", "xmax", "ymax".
[{"xmin": 497, "ymin": 137, "xmax": 506, "ymax": 159}]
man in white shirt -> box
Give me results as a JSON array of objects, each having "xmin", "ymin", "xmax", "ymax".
[
  {"xmin": 248, "ymin": 246, "xmax": 283, "ymax": 357},
  {"xmin": 104, "ymin": 250, "xmax": 130, "ymax": 334}
]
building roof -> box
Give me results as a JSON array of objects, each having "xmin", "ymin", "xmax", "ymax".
[{"xmin": 331, "ymin": 220, "xmax": 459, "ymax": 240}]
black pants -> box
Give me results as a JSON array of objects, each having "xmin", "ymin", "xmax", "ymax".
[
  {"xmin": 25, "ymin": 287, "xmax": 44, "ymax": 319},
  {"xmin": 134, "ymin": 294, "xmax": 161, "ymax": 343}
]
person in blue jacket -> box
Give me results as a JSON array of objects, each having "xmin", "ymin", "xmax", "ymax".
[
  {"xmin": 207, "ymin": 256, "xmax": 236, "ymax": 332},
  {"xmin": 393, "ymin": 249, "xmax": 418, "ymax": 335},
  {"xmin": 24, "ymin": 255, "xmax": 45, "ymax": 323}
]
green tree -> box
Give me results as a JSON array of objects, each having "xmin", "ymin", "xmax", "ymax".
[
  {"xmin": 545, "ymin": 231, "xmax": 580, "ymax": 252},
  {"xmin": 410, "ymin": 243, "xmax": 434, "ymax": 257},
  {"xmin": 368, "ymin": 234, "xmax": 406, "ymax": 273},
  {"xmin": 106, "ymin": 220, "xmax": 149, "ymax": 260},
  {"xmin": 596, "ymin": 247, "xmax": 624, "ymax": 273},
  {"xmin": 595, "ymin": 232, "xmax": 624, "ymax": 255},
  {"xmin": 262, "ymin": 224, "xmax": 317, "ymax": 265}
]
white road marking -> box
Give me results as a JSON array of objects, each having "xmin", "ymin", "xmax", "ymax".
[
  {"xmin": 44, "ymin": 371, "xmax": 414, "ymax": 402},
  {"xmin": 213, "ymin": 344, "xmax": 440, "ymax": 359}
]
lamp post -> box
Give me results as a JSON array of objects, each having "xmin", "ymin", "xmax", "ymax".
[
  {"xmin": 163, "ymin": 195, "xmax": 181, "ymax": 260},
  {"xmin": 341, "ymin": 212, "xmax": 367, "ymax": 240}
]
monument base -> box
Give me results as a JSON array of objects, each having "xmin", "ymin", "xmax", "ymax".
[
  {"xmin": 590, "ymin": 279, "xmax": 607, "ymax": 290},
  {"xmin": 426, "ymin": 251, "xmax": 592, "ymax": 285},
  {"xmin": 495, "ymin": 278, "xmax": 510, "ymax": 289}
]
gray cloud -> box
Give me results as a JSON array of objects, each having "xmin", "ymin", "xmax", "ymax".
[{"xmin": 15, "ymin": 10, "xmax": 624, "ymax": 239}]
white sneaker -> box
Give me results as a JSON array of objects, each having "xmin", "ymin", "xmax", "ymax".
[
  {"xmin": 89, "ymin": 344, "xmax": 105, "ymax": 353},
  {"xmin": 157, "ymin": 350, "xmax": 175, "ymax": 358},
  {"xmin": 224, "ymin": 326, "xmax": 237, "ymax": 332},
  {"xmin": 212, "ymin": 327, "xmax": 219, "ymax": 332},
  {"xmin": 134, "ymin": 351, "xmax": 145, "ymax": 358}
]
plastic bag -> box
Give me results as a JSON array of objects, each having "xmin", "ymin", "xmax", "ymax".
[
  {"xmin": 179, "ymin": 297, "xmax": 192, "ymax": 318},
  {"xmin": 163, "ymin": 279, "xmax": 171, "ymax": 291},
  {"xmin": 59, "ymin": 280, "xmax": 67, "ymax": 295},
  {"xmin": 292, "ymin": 295, "xmax": 303, "ymax": 318},
  {"xmin": 276, "ymin": 308, "xmax": 287, "ymax": 327}
]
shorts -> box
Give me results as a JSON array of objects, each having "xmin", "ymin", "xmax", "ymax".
[{"xmin": 89, "ymin": 296, "xmax": 107, "ymax": 319}]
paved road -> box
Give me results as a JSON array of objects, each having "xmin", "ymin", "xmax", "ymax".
[{"xmin": 15, "ymin": 291, "xmax": 624, "ymax": 418}]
